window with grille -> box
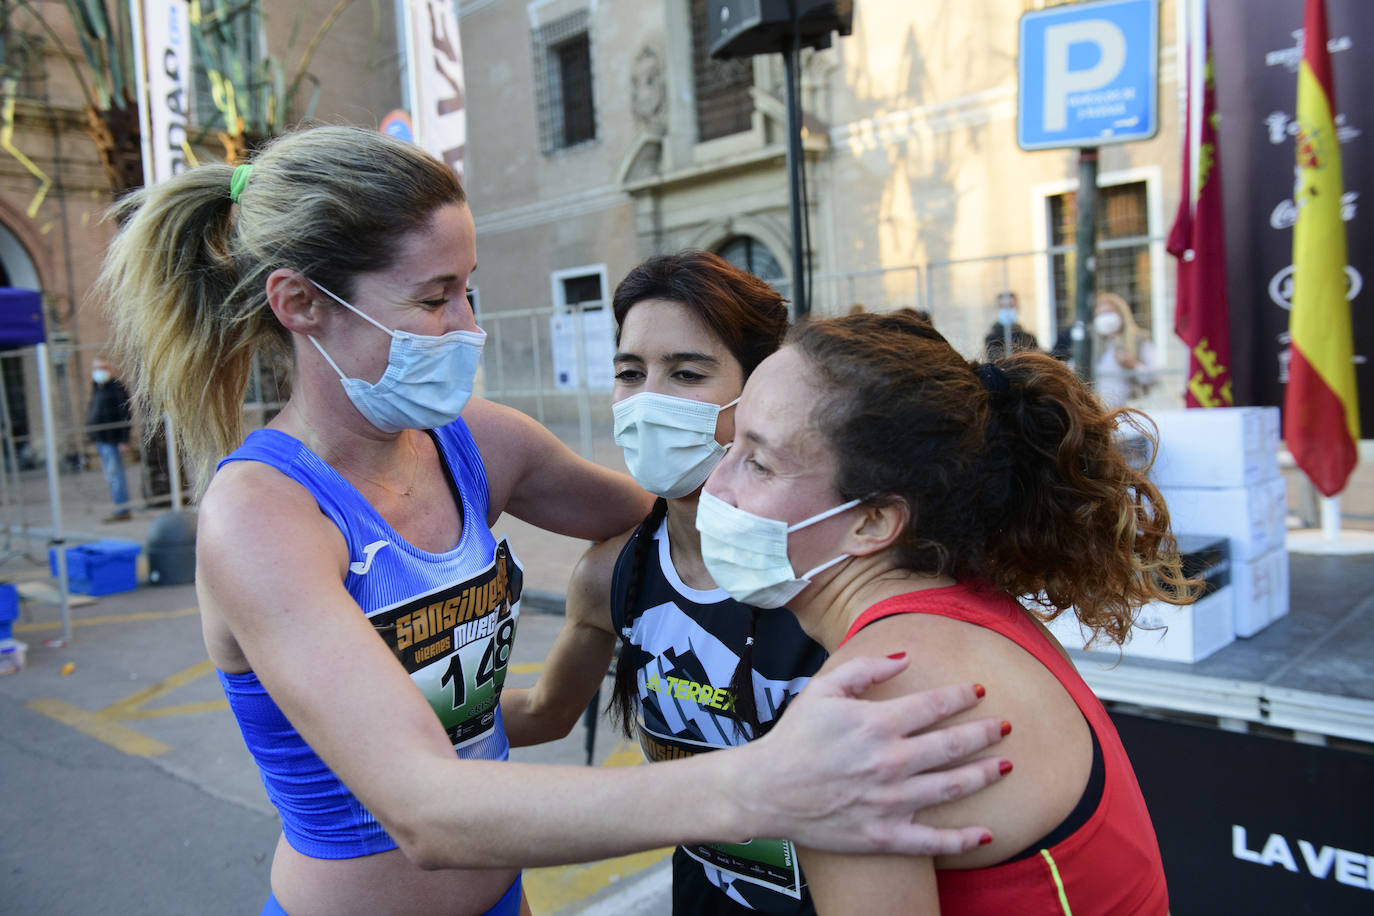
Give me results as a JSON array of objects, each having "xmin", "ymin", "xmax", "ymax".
[
  {"xmin": 533, "ymin": 12, "xmax": 597, "ymax": 153},
  {"xmin": 1047, "ymin": 181, "xmax": 1152, "ymax": 334},
  {"xmin": 689, "ymin": 0, "xmax": 754, "ymax": 141}
]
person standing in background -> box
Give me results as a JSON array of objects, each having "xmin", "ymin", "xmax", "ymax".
[
  {"xmin": 86, "ymin": 357, "xmax": 133, "ymax": 522},
  {"xmin": 1092, "ymin": 292, "xmax": 1158, "ymax": 409},
  {"xmin": 983, "ymin": 292, "xmax": 1040, "ymax": 360}
]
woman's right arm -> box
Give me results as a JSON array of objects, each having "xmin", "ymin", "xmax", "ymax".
[
  {"xmin": 500, "ymin": 535, "xmax": 626, "ymax": 746},
  {"xmin": 199, "ymin": 468, "xmax": 1011, "ymax": 869}
]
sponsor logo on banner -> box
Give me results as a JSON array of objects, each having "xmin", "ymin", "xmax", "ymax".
[{"xmin": 143, "ymin": 0, "xmax": 193, "ymax": 181}]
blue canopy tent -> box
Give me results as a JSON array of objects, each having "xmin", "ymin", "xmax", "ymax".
[
  {"xmin": 0, "ymin": 287, "xmax": 45, "ymax": 348},
  {"xmin": 0, "ymin": 287, "xmax": 73, "ymax": 643}
]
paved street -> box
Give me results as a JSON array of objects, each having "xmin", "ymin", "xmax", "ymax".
[
  {"xmin": 2, "ymin": 443, "xmax": 1372, "ymax": 915},
  {"xmin": 0, "ymin": 465, "xmax": 672, "ymax": 916}
]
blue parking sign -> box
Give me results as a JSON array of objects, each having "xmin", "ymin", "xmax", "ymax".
[{"xmin": 1018, "ymin": 0, "xmax": 1158, "ymax": 150}]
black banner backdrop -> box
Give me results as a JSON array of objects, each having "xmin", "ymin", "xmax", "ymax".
[
  {"xmin": 1210, "ymin": 0, "xmax": 1372, "ymax": 435},
  {"xmin": 1113, "ymin": 712, "xmax": 1374, "ymax": 915}
]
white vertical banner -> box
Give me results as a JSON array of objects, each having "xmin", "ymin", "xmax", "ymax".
[
  {"xmin": 407, "ymin": 0, "xmax": 467, "ymax": 181},
  {"xmin": 137, "ymin": 0, "xmax": 194, "ymax": 182}
]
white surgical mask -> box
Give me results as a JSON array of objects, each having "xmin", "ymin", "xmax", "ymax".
[
  {"xmin": 92, "ymin": 369, "xmax": 112, "ymax": 385},
  {"xmin": 613, "ymin": 392, "xmax": 738, "ymax": 498},
  {"xmin": 1093, "ymin": 311, "xmax": 1123, "ymax": 336},
  {"xmin": 309, "ymin": 282, "xmax": 486, "ymax": 433},
  {"xmin": 695, "ymin": 490, "xmax": 861, "ymax": 608}
]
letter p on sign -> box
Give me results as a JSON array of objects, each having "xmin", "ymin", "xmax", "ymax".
[
  {"xmin": 1017, "ymin": 0, "xmax": 1156, "ymax": 151},
  {"xmin": 1043, "ymin": 21, "xmax": 1126, "ymax": 132}
]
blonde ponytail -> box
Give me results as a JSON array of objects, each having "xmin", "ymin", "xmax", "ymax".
[{"xmin": 93, "ymin": 125, "xmax": 466, "ymax": 495}]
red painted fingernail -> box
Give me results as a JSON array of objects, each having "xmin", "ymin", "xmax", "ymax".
[
  {"xmin": 974, "ymin": 683, "xmax": 986, "ymax": 698},
  {"xmin": 978, "ymin": 832, "xmax": 993, "ymax": 846},
  {"xmin": 886, "ymin": 651, "xmax": 906, "ymax": 660},
  {"xmin": 999, "ymin": 759, "xmax": 1014, "ymax": 775},
  {"xmin": 1000, "ymin": 721, "xmax": 1012, "ymax": 737}
]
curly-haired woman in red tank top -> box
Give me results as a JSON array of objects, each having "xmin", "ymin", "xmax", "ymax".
[{"xmin": 699, "ymin": 311, "xmax": 1198, "ymax": 915}]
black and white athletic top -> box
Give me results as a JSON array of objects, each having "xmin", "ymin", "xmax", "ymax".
[{"xmin": 611, "ymin": 517, "xmax": 825, "ymax": 915}]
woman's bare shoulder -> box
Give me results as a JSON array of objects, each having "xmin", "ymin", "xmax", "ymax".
[{"xmin": 565, "ymin": 529, "xmax": 637, "ymax": 623}]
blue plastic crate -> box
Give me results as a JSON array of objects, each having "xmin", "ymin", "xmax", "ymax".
[
  {"xmin": 0, "ymin": 583, "xmax": 16, "ymax": 639},
  {"xmin": 49, "ymin": 540, "xmax": 140, "ymax": 596}
]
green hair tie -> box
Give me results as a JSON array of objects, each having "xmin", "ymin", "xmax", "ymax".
[{"xmin": 229, "ymin": 163, "xmax": 253, "ymax": 203}]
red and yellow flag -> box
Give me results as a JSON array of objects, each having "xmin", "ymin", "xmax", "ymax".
[
  {"xmin": 1167, "ymin": 11, "xmax": 1232, "ymax": 409},
  {"xmin": 1284, "ymin": 0, "xmax": 1359, "ymax": 497}
]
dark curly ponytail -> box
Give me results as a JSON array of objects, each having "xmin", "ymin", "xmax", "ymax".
[{"xmin": 790, "ymin": 312, "xmax": 1200, "ymax": 647}]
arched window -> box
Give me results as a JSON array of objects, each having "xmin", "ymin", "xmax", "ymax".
[{"xmin": 717, "ymin": 236, "xmax": 783, "ymax": 284}]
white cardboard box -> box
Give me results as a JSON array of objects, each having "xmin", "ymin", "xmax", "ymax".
[
  {"xmin": 1145, "ymin": 407, "xmax": 1281, "ymax": 488},
  {"xmin": 1158, "ymin": 478, "xmax": 1287, "ymax": 562},
  {"xmin": 0, "ymin": 638, "xmax": 26, "ymax": 676},
  {"xmin": 1046, "ymin": 536, "xmax": 1235, "ymax": 664},
  {"xmin": 1232, "ymin": 547, "xmax": 1286, "ymax": 638},
  {"xmin": 1048, "ymin": 587, "xmax": 1236, "ymax": 664},
  {"xmin": 1268, "ymin": 547, "xmax": 1290, "ymax": 626}
]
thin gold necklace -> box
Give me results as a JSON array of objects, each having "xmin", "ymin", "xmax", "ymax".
[{"xmin": 354, "ymin": 433, "xmax": 420, "ymax": 498}]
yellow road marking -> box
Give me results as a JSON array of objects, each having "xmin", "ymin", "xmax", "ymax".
[
  {"xmin": 26, "ymin": 697, "xmax": 172, "ymax": 757},
  {"xmin": 121, "ymin": 700, "xmax": 229, "ymax": 719},
  {"xmin": 14, "ymin": 607, "xmax": 199, "ymax": 634},
  {"xmin": 601, "ymin": 738, "xmax": 647, "ymax": 768},
  {"xmin": 523, "ymin": 847, "xmax": 673, "ymax": 913},
  {"xmin": 103, "ymin": 659, "xmax": 218, "ymax": 718},
  {"xmin": 28, "ymin": 656, "xmax": 222, "ymax": 757},
  {"xmin": 508, "ymin": 661, "xmax": 543, "ymax": 674}
]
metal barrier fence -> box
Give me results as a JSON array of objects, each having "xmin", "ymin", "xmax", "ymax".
[{"xmin": 0, "ymin": 242, "xmax": 1193, "ymax": 557}]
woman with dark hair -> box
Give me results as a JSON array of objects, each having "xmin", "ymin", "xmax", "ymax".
[
  {"xmin": 99, "ymin": 127, "xmax": 1013, "ymax": 916},
  {"xmin": 699, "ymin": 311, "xmax": 1195, "ymax": 914},
  {"xmin": 504, "ymin": 253, "xmax": 994, "ymax": 914}
]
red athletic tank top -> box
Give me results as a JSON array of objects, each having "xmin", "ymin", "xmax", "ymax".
[{"xmin": 841, "ymin": 583, "xmax": 1169, "ymax": 915}]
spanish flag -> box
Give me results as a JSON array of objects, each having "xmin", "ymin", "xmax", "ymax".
[{"xmin": 1285, "ymin": 0, "xmax": 1359, "ymax": 498}]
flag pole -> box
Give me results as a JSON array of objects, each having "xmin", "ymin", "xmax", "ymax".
[
  {"xmin": 1188, "ymin": 0, "xmax": 1205, "ymax": 216},
  {"xmin": 1319, "ymin": 497, "xmax": 1341, "ymax": 542}
]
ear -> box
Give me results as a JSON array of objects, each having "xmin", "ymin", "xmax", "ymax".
[
  {"xmin": 266, "ymin": 268, "xmax": 325, "ymax": 336},
  {"xmin": 843, "ymin": 497, "xmax": 910, "ymax": 557}
]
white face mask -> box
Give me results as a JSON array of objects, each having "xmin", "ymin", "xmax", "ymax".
[
  {"xmin": 309, "ymin": 281, "xmax": 485, "ymax": 433},
  {"xmin": 612, "ymin": 392, "xmax": 738, "ymax": 499},
  {"xmin": 1093, "ymin": 311, "xmax": 1123, "ymax": 336},
  {"xmin": 92, "ymin": 369, "xmax": 112, "ymax": 385},
  {"xmin": 695, "ymin": 490, "xmax": 862, "ymax": 608}
]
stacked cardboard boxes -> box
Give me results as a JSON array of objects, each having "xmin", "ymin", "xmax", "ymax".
[
  {"xmin": 1147, "ymin": 407, "xmax": 1290, "ymax": 637},
  {"xmin": 1046, "ymin": 534, "xmax": 1234, "ymax": 663},
  {"xmin": 1045, "ymin": 407, "xmax": 1289, "ymax": 664}
]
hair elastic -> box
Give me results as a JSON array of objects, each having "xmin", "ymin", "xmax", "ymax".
[
  {"xmin": 976, "ymin": 363, "xmax": 1010, "ymax": 399},
  {"xmin": 229, "ymin": 163, "xmax": 253, "ymax": 203}
]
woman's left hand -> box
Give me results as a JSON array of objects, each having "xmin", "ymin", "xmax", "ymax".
[{"xmin": 726, "ymin": 656, "xmax": 1010, "ymax": 856}]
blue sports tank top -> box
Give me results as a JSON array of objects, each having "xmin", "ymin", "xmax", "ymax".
[{"xmin": 215, "ymin": 421, "xmax": 525, "ymax": 859}]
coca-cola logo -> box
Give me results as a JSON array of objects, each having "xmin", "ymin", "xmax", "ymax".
[
  {"xmin": 1270, "ymin": 191, "xmax": 1359, "ymax": 229},
  {"xmin": 1267, "ymin": 264, "xmax": 1363, "ymax": 310}
]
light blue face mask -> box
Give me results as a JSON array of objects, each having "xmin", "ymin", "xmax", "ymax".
[
  {"xmin": 612, "ymin": 392, "xmax": 739, "ymax": 499},
  {"xmin": 309, "ymin": 281, "xmax": 486, "ymax": 433}
]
